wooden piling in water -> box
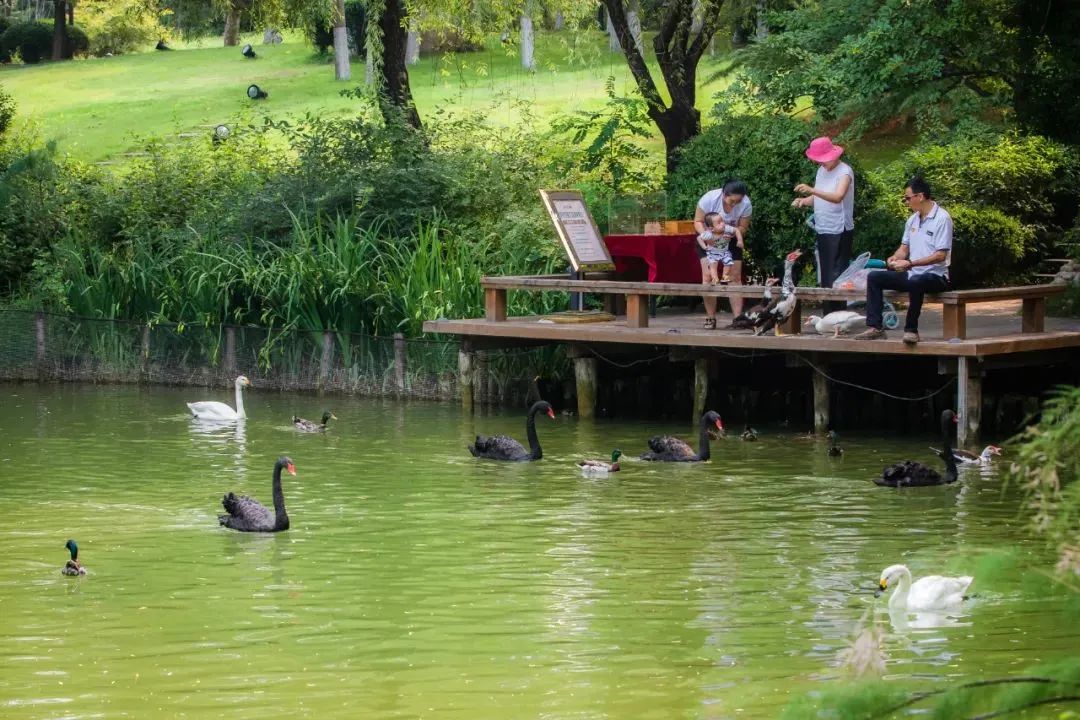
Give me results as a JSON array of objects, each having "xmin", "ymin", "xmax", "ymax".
[
  {"xmin": 458, "ymin": 343, "xmax": 474, "ymax": 413},
  {"xmin": 956, "ymin": 357, "xmax": 982, "ymax": 447},
  {"xmin": 319, "ymin": 330, "xmax": 334, "ymax": 388},
  {"xmin": 35, "ymin": 311, "xmax": 46, "ymax": 378},
  {"xmin": 693, "ymin": 358, "xmax": 708, "ymax": 422},
  {"xmin": 811, "ymin": 358, "xmax": 829, "ymax": 434},
  {"xmin": 393, "ymin": 333, "xmax": 407, "ymax": 394},
  {"xmin": 224, "ymin": 326, "xmax": 237, "ymax": 374},
  {"xmin": 573, "ymin": 356, "xmax": 597, "ymax": 419}
]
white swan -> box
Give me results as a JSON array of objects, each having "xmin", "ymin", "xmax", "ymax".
[
  {"xmin": 876, "ymin": 564, "xmax": 973, "ymax": 610},
  {"xmin": 805, "ymin": 311, "xmax": 865, "ymax": 337},
  {"xmin": 187, "ymin": 375, "xmax": 251, "ymax": 421}
]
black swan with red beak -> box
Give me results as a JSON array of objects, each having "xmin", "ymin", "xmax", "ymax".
[
  {"xmin": 875, "ymin": 411, "xmax": 959, "ymax": 487},
  {"xmin": 641, "ymin": 411, "xmax": 723, "ymax": 462},
  {"xmin": 469, "ymin": 401, "xmax": 555, "ymax": 461},
  {"xmin": 219, "ymin": 456, "xmax": 295, "ymax": 532}
]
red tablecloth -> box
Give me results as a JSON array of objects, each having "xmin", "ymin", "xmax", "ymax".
[{"xmin": 603, "ymin": 233, "xmax": 702, "ymax": 284}]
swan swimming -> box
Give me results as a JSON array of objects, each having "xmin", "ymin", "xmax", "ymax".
[
  {"xmin": 875, "ymin": 564, "xmax": 973, "ymax": 610},
  {"xmin": 187, "ymin": 375, "xmax": 251, "ymax": 421}
]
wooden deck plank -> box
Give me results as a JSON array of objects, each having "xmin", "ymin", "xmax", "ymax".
[{"xmin": 424, "ymin": 303, "xmax": 1080, "ymax": 359}]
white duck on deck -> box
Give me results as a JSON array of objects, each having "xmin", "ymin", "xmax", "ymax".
[{"xmin": 805, "ymin": 310, "xmax": 866, "ymax": 337}]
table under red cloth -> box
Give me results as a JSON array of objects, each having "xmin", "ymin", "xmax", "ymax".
[{"xmin": 603, "ymin": 233, "xmax": 702, "ymax": 284}]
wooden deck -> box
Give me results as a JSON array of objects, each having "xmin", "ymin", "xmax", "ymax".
[{"xmin": 425, "ymin": 300, "xmax": 1080, "ymax": 358}]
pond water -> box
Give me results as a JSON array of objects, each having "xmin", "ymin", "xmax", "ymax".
[{"xmin": 0, "ymin": 383, "xmax": 1073, "ymax": 719}]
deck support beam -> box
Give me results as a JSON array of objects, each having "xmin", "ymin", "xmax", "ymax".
[
  {"xmin": 573, "ymin": 356, "xmax": 598, "ymax": 419},
  {"xmin": 956, "ymin": 357, "xmax": 982, "ymax": 447},
  {"xmin": 811, "ymin": 357, "xmax": 829, "ymax": 434},
  {"xmin": 693, "ymin": 358, "xmax": 709, "ymax": 423},
  {"xmin": 458, "ymin": 343, "xmax": 474, "ymax": 413}
]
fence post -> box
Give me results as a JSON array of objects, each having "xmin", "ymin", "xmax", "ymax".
[
  {"xmin": 393, "ymin": 333, "xmax": 407, "ymax": 394},
  {"xmin": 319, "ymin": 330, "xmax": 335, "ymax": 389},
  {"xmin": 141, "ymin": 324, "xmax": 151, "ymax": 378},
  {"xmin": 224, "ymin": 326, "xmax": 237, "ymax": 374},
  {"xmin": 35, "ymin": 311, "xmax": 46, "ymax": 379},
  {"xmin": 458, "ymin": 341, "xmax": 474, "ymax": 413}
]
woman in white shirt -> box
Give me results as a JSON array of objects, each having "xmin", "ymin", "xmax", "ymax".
[
  {"xmin": 693, "ymin": 179, "xmax": 753, "ymax": 329},
  {"xmin": 792, "ymin": 137, "xmax": 854, "ymax": 314}
]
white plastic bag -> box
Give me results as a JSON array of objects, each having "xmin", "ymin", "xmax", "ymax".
[{"xmin": 832, "ymin": 251, "xmax": 871, "ymax": 290}]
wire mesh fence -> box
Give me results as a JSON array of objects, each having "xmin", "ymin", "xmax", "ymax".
[{"xmin": 0, "ymin": 310, "xmax": 565, "ymax": 404}]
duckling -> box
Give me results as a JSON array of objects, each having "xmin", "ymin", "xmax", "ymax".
[
  {"xmin": 827, "ymin": 430, "xmax": 843, "ymax": 456},
  {"xmin": 741, "ymin": 425, "xmax": 758, "ymax": 442},
  {"xmin": 577, "ymin": 449, "xmax": 622, "ymax": 476},
  {"xmin": 293, "ymin": 410, "xmax": 337, "ymax": 432},
  {"xmin": 62, "ymin": 539, "xmax": 87, "ymax": 576}
]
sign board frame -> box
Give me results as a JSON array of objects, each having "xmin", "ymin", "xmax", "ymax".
[{"xmin": 540, "ymin": 189, "xmax": 616, "ymax": 272}]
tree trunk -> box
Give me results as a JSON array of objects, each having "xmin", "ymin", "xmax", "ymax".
[
  {"xmin": 600, "ymin": 0, "xmax": 720, "ymax": 175},
  {"xmin": 223, "ymin": 5, "xmax": 241, "ymax": 46},
  {"xmin": 627, "ymin": 0, "xmax": 643, "ymax": 56},
  {"xmin": 606, "ymin": 10, "xmax": 620, "ymax": 51},
  {"xmin": 67, "ymin": 0, "xmax": 72, "ymax": 25},
  {"xmin": 755, "ymin": 0, "xmax": 767, "ymax": 39},
  {"xmin": 521, "ymin": 12, "xmax": 535, "ymax": 70},
  {"xmin": 376, "ymin": 0, "xmax": 422, "ymax": 129},
  {"xmin": 405, "ymin": 28, "xmax": 419, "ymax": 65},
  {"xmin": 332, "ymin": 0, "xmax": 351, "ymax": 80},
  {"xmin": 51, "ymin": 0, "xmax": 67, "ymax": 60}
]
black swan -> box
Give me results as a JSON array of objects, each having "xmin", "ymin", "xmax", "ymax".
[
  {"xmin": 641, "ymin": 411, "xmax": 723, "ymax": 462},
  {"xmin": 468, "ymin": 401, "xmax": 555, "ymax": 461},
  {"xmin": 62, "ymin": 539, "xmax": 87, "ymax": 576},
  {"xmin": 219, "ymin": 456, "xmax": 295, "ymax": 532},
  {"xmin": 294, "ymin": 411, "xmax": 337, "ymax": 432},
  {"xmin": 874, "ymin": 410, "xmax": 959, "ymax": 487}
]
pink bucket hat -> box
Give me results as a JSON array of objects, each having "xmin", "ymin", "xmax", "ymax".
[{"xmin": 805, "ymin": 136, "xmax": 844, "ymax": 163}]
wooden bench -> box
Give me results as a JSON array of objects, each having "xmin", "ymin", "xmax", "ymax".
[{"xmin": 480, "ymin": 276, "xmax": 1065, "ymax": 339}]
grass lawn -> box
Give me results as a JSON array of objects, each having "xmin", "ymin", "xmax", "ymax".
[{"xmin": 0, "ymin": 29, "xmax": 738, "ymax": 163}]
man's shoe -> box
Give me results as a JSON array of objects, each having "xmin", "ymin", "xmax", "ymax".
[
  {"xmin": 853, "ymin": 327, "xmax": 886, "ymax": 340},
  {"xmin": 902, "ymin": 331, "xmax": 920, "ymax": 345}
]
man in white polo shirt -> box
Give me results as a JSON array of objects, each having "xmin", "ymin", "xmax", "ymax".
[{"xmin": 854, "ymin": 177, "xmax": 952, "ymax": 344}]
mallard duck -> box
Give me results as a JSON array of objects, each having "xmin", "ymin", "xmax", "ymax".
[
  {"xmin": 62, "ymin": 539, "xmax": 87, "ymax": 576},
  {"xmin": 577, "ymin": 449, "xmax": 622, "ymax": 476},
  {"xmin": 755, "ymin": 250, "xmax": 803, "ymax": 336},
  {"xmin": 219, "ymin": 457, "xmax": 295, "ymax": 532},
  {"xmin": 294, "ymin": 411, "xmax": 337, "ymax": 432},
  {"xmin": 827, "ymin": 430, "xmax": 843, "ymax": 456},
  {"xmin": 187, "ymin": 375, "xmax": 251, "ymax": 420},
  {"xmin": 468, "ymin": 401, "xmax": 555, "ymax": 461},
  {"xmin": 741, "ymin": 425, "xmax": 758, "ymax": 441},
  {"xmin": 805, "ymin": 311, "xmax": 866, "ymax": 337},
  {"xmin": 875, "ymin": 564, "xmax": 973, "ymax": 610},
  {"xmin": 875, "ymin": 411, "xmax": 959, "ymax": 487},
  {"xmin": 642, "ymin": 411, "xmax": 723, "ymax": 462}
]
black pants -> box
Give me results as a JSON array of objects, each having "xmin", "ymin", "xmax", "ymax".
[
  {"xmin": 866, "ymin": 270, "xmax": 949, "ymax": 331},
  {"xmin": 816, "ymin": 229, "xmax": 853, "ymax": 314}
]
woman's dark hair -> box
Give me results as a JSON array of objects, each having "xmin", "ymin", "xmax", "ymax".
[
  {"xmin": 906, "ymin": 176, "xmax": 933, "ymax": 199},
  {"xmin": 723, "ymin": 179, "xmax": 749, "ymax": 197}
]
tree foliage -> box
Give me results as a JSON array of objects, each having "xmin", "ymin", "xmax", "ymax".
[{"xmin": 730, "ymin": 0, "xmax": 1080, "ymax": 142}]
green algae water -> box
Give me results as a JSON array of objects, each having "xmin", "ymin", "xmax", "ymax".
[{"xmin": 0, "ymin": 383, "xmax": 1074, "ymax": 719}]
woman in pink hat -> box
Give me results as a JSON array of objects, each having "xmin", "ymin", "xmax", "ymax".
[{"xmin": 792, "ymin": 136, "xmax": 855, "ymax": 314}]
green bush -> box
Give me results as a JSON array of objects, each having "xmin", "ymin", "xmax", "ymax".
[
  {"xmin": 77, "ymin": 0, "xmax": 162, "ymax": 55},
  {"xmin": 0, "ymin": 86, "xmax": 13, "ymax": 136},
  {"xmin": 0, "ymin": 21, "xmax": 88, "ymax": 63},
  {"xmin": 667, "ymin": 109, "xmax": 885, "ymax": 277}
]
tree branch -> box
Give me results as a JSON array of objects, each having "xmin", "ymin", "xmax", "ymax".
[{"xmin": 601, "ymin": 0, "xmax": 667, "ymax": 116}]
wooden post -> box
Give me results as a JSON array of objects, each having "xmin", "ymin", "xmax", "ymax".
[
  {"xmin": 1021, "ymin": 297, "xmax": 1046, "ymax": 333},
  {"xmin": 942, "ymin": 303, "xmax": 966, "ymax": 340},
  {"xmin": 693, "ymin": 358, "xmax": 708, "ymax": 423},
  {"xmin": 485, "ymin": 288, "xmax": 507, "ymax": 322},
  {"xmin": 35, "ymin": 311, "xmax": 46, "ymax": 376},
  {"xmin": 141, "ymin": 324, "xmax": 151, "ymax": 376},
  {"xmin": 811, "ymin": 357, "xmax": 829, "ymax": 434},
  {"xmin": 458, "ymin": 344, "xmax": 474, "ymax": 413},
  {"xmin": 573, "ymin": 356, "xmax": 597, "ymax": 419},
  {"xmin": 393, "ymin": 333, "xmax": 407, "ymax": 394},
  {"xmin": 319, "ymin": 330, "xmax": 334, "ymax": 388},
  {"xmin": 779, "ymin": 302, "xmax": 802, "ymax": 335},
  {"xmin": 956, "ymin": 356, "xmax": 981, "ymax": 447},
  {"xmin": 224, "ymin": 326, "xmax": 237, "ymax": 373},
  {"xmin": 473, "ymin": 353, "xmax": 487, "ymax": 407},
  {"xmin": 626, "ymin": 294, "xmax": 649, "ymax": 328}
]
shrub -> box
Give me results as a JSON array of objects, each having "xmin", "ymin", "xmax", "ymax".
[
  {"xmin": 77, "ymin": 0, "xmax": 163, "ymax": 55},
  {"xmin": 0, "ymin": 21, "xmax": 88, "ymax": 63},
  {"xmin": 0, "ymin": 86, "xmax": 13, "ymax": 136},
  {"xmin": 668, "ymin": 109, "xmax": 885, "ymax": 277}
]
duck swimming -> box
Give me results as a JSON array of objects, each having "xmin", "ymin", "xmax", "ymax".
[
  {"xmin": 294, "ymin": 411, "xmax": 337, "ymax": 432},
  {"xmin": 741, "ymin": 425, "xmax": 758, "ymax": 441},
  {"xmin": 577, "ymin": 449, "xmax": 622, "ymax": 476},
  {"xmin": 875, "ymin": 410, "xmax": 959, "ymax": 487},
  {"xmin": 642, "ymin": 411, "xmax": 723, "ymax": 462},
  {"xmin": 62, "ymin": 539, "xmax": 87, "ymax": 576},
  {"xmin": 219, "ymin": 457, "xmax": 295, "ymax": 532},
  {"xmin": 468, "ymin": 401, "xmax": 555, "ymax": 461},
  {"xmin": 827, "ymin": 430, "xmax": 843, "ymax": 456},
  {"xmin": 875, "ymin": 564, "xmax": 973, "ymax": 610}
]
